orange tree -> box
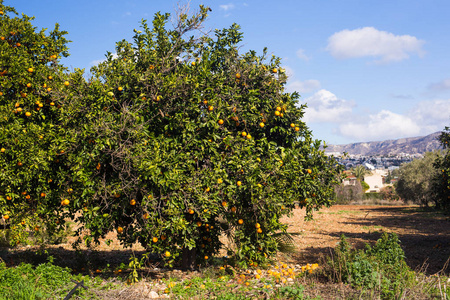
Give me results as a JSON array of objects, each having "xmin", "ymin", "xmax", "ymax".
[
  {"xmin": 433, "ymin": 126, "xmax": 450, "ymax": 211},
  {"xmin": 0, "ymin": 1, "xmax": 72, "ymax": 244},
  {"xmin": 54, "ymin": 6, "xmax": 342, "ymax": 269}
]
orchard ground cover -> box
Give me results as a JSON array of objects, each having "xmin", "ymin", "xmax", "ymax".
[{"xmin": 1, "ymin": 204, "xmax": 449, "ymax": 299}]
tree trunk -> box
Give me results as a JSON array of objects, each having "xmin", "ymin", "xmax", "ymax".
[{"xmin": 181, "ymin": 247, "xmax": 197, "ymax": 270}]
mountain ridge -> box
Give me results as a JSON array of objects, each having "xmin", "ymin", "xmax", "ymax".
[{"xmin": 325, "ymin": 132, "xmax": 443, "ymax": 156}]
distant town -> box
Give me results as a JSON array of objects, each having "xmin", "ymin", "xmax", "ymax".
[{"xmin": 326, "ymin": 152, "xmax": 422, "ymax": 171}]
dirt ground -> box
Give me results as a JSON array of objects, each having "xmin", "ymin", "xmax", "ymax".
[
  {"xmin": 1, "ymin": 205, "xmax": 449, "ymax": 276},
  {"xmin": 282, "ymin": 205, "xmax": 450, "ymax": 275}
]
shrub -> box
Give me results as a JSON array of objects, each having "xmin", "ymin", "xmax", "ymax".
[{"xmin": 323, "ymin": 233, "xmax": 415, "ymax": 299}]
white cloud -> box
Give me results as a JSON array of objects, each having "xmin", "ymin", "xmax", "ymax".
[
  {"xmin": 409, "ymin": 99, "xmax": 450, "ymax": 133},
  {"xmin": 90, "ymin": 53, "xmax": 118, "ymax": 66},
  {"xmin": 219, "ymin": 3, "xmax": 235, "ymax": 11},
  {"xmin": 335, "ymin": 99, "xmax": 450, "ymax": 141},
  {"xmin": 326, "ymin": 27, "xmax": 425, "ymax": 63},
  {"xmin": 296, "ymin": 49, "xmax": 310, "ymax": 61},
  {"xmin": 339, "ymin": 110, "xmax": 421, "ymax": 141},
  {"xmin": 428, "ymin": 79, "xmax": 450, "ymax": 91},
  {"xmin": 284, "ymin": 65, "xmax": 320, "ymax": 94},
  {"xmin": 287, "ymin": 79, "xmax": 321, "ymax": 94},
  {"xmin": 303, "ymin": 89, "xmax": 354, "ymax": 123}
]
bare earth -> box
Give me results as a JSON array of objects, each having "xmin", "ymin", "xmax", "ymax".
[
  {"xmin": 282, "ymin": 205, "xmax": 450, "ymax": 275},
  {"xmin": 1, "ymin": 205, "xmax": 449, "ymax": 276}
]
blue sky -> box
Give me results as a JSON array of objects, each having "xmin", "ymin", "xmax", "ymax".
[{"xmin": 8, "ymin": 0, "xmax": 450, "ymax": 145}]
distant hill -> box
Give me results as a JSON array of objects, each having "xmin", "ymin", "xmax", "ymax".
[{"xmin": 325, "ymin": 132, "xmax": 443, "ymax": 156}]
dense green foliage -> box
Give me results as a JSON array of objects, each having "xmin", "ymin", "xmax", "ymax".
[
  {"xmin": 0, "ymin": 2, "xmax": 342, "ymax": 267},
  {"xmin": 324, "ymin": 233, "xmax": 416, "ymax": 299},
  {"xmin": 433, "ymin": 126, "xmax": 450, "ymax": 211},
  {"xmin": 395, "ymin": 151, "xmax": 442, "ymax": 206}
]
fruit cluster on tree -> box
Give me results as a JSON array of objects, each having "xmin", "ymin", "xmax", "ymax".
[{"xmin": 0, "ymin": 2, "xmax": 343, "ymax": 268}]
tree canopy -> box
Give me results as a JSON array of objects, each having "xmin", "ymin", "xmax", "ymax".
[{"xmin": 0, "ymin": 3, "xmax": 342, "ymax": 268}]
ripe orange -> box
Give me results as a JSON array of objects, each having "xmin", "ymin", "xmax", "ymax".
[
  {"xmin": 295, "ymin": 127, "xmax": 300, "ymax": 131},
  {"xmin": 217, "ymin": 178, "xmax": 223, "ymax": 184},
  {"xmin": 237, "ymin": 181, "xmax": 242, "ymax": 186},
  {"xmin": 235, "ymin": 73, "xmax": 241, "ymax": 79},
  {"xmin": 26, "ymin": 83, "xmax": 32, "ymax": 88},
  {"xmin": 205, "ymin": 187, "xmax": 210, "ymax": 192},
  {"xmin": 246, "ymin": 134, "xmax": 252, "ymax": 140},
  {"xmin": 21, "ymin": 220, "xmax": 25, "ymax": 225},
  {"xmin": 191, "ymin": 61, "xmax": 196, "ymax": 66},
  {"xmin": 20, "ymin": 92, "xmax": 27, "ymax": 98},
  {"xmin": 61, "ymin": 199, "xmax": 70, "ymax": 206},
  {"xmin": 204, "ymin": 255, "xmax": 209, "ymax": 260},
  {"xmin": 64, "ymin": 81, "xmax": 70, "ymax": 86},
  {"xmin": 276, "ymin": 106, "xmax": 282, "ymax": 111},
  {"xmin": 259, "ymin": 122, "xmax": 265, "ymax": 128},
  {"xmin": 231, "ymin": 206, "xmax": 237, "ymax": 213},
  {"xmin": 272, "ymin": 68, "xmax": 278, "ymax": 73},
  {"xmin": 118, "ymin": 86, "xmax": 123, "ymax": 91},
  {"xmin": 197, "ymin": 221, "xmax": 202, "ymax": 227},
  {"xmin": 222, "ymin": 201, "xmax": 227, "ymax": 207},
  {"xmin": 130, "ymin": 199, "xmax": 136, "ymax": 205},
  {"xmin": 48, "ymin": 76, "xmax": 53, "ymax": 80},
  {"xmin": 34, "ymin": 226, "xmax": 39, "ymax": 231},
  {"xmin": 290, "ymin": 123, "xmax": 295, "ymax": 128},
  {"xmin": 143, "ymin": 213, "xmax": 150, "ymax": 219},
  {"xmin": 188, "ymin": 208, "xmax": 194, "ymax": 214},
  {"xmin": 17, "ymin": 161, "xmax": 23, "ymax": 166},
  {"xmin": 238, "ymin": 219, "xmax": 244, "ymax": 225},
  {"xmin": 25, "ymin": 195, "xmax": 31, "ymax": 200},
  {"xmin": 3, "ymin": 215, "xmax": 9, "ymax": 220},
  {"xmin": 152, "ymin": 237, "xmax": 158, "ymax": 243},
  {"xmin": 241, "ymin": 131, "xmax": 247, "ymax": 137},
  {"xmin": 67, "ymin": 188, "xmax": 73, "ymax": 193},
  {"xmin": 0, "ymin": 148, "xmax": 5, "ymax": 153},
  {"xmin": 50, "ymin": 102, "xmax": 55, "ymax": 106},
  {"xmin": 40, "ymin": 192, "xmax": 46, "ymax": 197},
  {"xmin": 25, "ymin": 112, "xmax": 31, "ymax": 117},
  {"xmin": 218, "ymin": 119, "xmax": 224, "ymax": 125},
  {"xmin": 165, "ymin": 251, "xmax": 171, "ymax": 257},
  {"xmin": 27, "ymin": 67, "xmax": 34, "ymax": 73},
  {"xmin": 307, "ymin": 169, "xmax": 312, "ymax": 174},
  {"xmin": 257, "ymin": 228, "xmax": 262, "ymax": 233},
  {"xmin": 16, "ymin": 42, "xmax": 21, "ymax": 47},
  {"xmin": 208, "ymin": 105, "xmax": 214, "ymax": 111},
  {"xmin": 156, "ymin": 95, "xmax": 162, "ymax": 101},
  {"xmin": 47, "ymin": 87, "xmax": 52, "ymax": 92},
  {"xmin": 6, "ymin": 196, "xmax": 11, "ymax": 200},
  {"xmin": 275, "ymin": 111, "xmax": 280, "ymax": 116},
  {"xmin": 16, "ymin": 107, "xmax": 22, "ymax": 112},
  {"xmin": 0, "ymin": 36, "xmax": 4, "ymax": 40},
  {"xmin": 117, "ymin": 226, "xmax": 124, "ymax": 234}
]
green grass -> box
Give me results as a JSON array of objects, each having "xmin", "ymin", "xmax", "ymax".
[{"xmin": 0, "ymin": 259, "xmax": 108, "ymax": 300}]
